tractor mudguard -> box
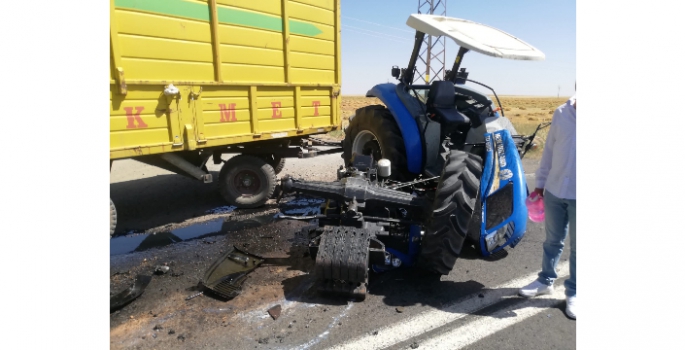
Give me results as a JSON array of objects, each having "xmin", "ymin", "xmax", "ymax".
[
  {"xmin": 477, "ymin": 129, "xmax": 528, "ymax": 256},
  {"xmin": 365, "ymin": 83, "xmax": 424, "ymax": 174}
]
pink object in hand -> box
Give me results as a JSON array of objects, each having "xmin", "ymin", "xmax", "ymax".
[{"xmin": 526, "ymin": 193, "xmax": 545, "ymax": 223}]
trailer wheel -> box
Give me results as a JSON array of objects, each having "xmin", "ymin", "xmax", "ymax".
[
  {"xmin": 219, "ymin": 155, "xmax": 277, "ymax": 208},
  {"xmin": 110, "ymin": 199, "xmax": 117, "ymax": 238},
  {"xmin": 343, "ymin": 105, "xmax": 412, "ymax": 181},
  {"xmin": 265, "ymin": 155, "xmax": 286, "ymax": 175},
  {"xmin": 419, "ymin": 150, "xmax": 483, "ymax": 275}
]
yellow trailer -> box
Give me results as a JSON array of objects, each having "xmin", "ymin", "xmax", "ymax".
[{"xmin": 110, "ymin": 0, "xmax": 342, "ymax": 235}]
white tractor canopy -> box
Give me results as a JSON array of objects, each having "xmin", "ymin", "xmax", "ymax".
[{"xmin": 406, "ymin": 14, "xmax": 545, "ymax": 61}]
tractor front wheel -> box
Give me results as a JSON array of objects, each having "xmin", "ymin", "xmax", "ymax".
[
  {"xmin": 419, "ymin": 150, "xmax": 483, "ymax": 275},
  {"xmin": 219, "ymin": 155, "xmax": 277, "ymax": 208}
]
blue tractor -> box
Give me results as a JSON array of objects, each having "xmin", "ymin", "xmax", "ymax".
[{"xmin": 278, "ymin": 14, "xmax": 547, "ymax": 300}]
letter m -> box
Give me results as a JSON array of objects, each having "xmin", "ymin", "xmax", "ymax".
[{"xmin": 219, "ymin": 103, "xmax": 236, "ymax": 122}]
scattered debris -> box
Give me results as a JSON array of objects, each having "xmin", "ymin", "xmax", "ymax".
[
  {"xmin": 152, "ymin": 333, "xmax": 157, "ymax": 339},
  {"xmin": 186, "ymin": 291, "xmax": 204, "ymax": 301},
  {"xmin": 200, "ymin": 246, "xmax": 265, "ymax": 300},
  {"xmin": 205, "ymin": 206, "xmax": 237, "ymax": 215},
  {"xmin": 154, "ymin": 266, "xmax": 170, "ymax": 275},
  {"xmin": 110, "ymin": 275, "xmax": 152, "ymax": 313},
  {"xmin": 268, "ymin": 305, "xmax": 282, "ymax": 320},
  {"xmin": 153, "ymin": 325, "xmax": 164, "ymax": 331},
  {"xmin": 410, "ymin": 341, "xmax": 420, "ymax": 349},
  {"xmin": 177, "ymin": 334, "xmax": 186, "ymax": 342},
  {"xmin": 478, "ymin": 293, "xmax": 485, "ymax": 298},
  {"xmin": 372, "ymin": 330, "xmax": 379, "ymax": 336},
  {"xmin": 171, "ymin": 271, "xmax": 184, "ymax": 277},
  {"xmin": 258, "ymin": 337, "xmax": 270, "ymax": 344},
  {"xmin": 168, "ymin": 329, "xmax": 175, "ymax": 335},
  {"xmin": 396, "ymin": 307, "xmax": 405, "ymax": 313}
]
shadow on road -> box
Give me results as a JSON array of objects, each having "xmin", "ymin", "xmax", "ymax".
[
  {"xmin": 458, "ymin": 242, "xmax": 510, "ymax": 261},
  {"xmin": 272, "ymin": 231, "xmax": 351, "ymax": 307},
  {"xmin": 367, "ymin": 267, "xmax": 485, "ymax": 307},
  {"xmin": 110, "ymin": 172, "xmax": 225, "ymax": 235}
]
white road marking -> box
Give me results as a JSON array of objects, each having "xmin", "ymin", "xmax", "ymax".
[
  {"xmin": 329, "ymin": 261, "xmax": 569, "ymax": 350},
  {"xmin": 297, "ymin": 301, "xmax": 355, "ymax": 350},
  {"xmin": 419, "ymin": 284, "xmax": 568, "ymax": 349}
]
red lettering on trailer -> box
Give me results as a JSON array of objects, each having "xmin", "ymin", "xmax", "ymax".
[
  {"xmin": 219, "ymin": 103, "xmax": 237, "ymax": 122},
  {"xmin": 271, "ymin": 102, "xmax": 282, "ymax": 118},
  {"xmin": 124, "ymin": 106, "xmax": 148, "ymax": 129},
  {"xmin": 313, "ymin": 101, "xmax": 321, "ymax": 116}
]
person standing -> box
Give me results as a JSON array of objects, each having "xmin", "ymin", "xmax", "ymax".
[{"xmin": 518, "ymin": 93, "xmax": 576, "ymax": 320}]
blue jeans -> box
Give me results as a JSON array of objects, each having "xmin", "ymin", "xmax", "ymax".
[{"xmin": 536, "ymin": 191, "xmax": 576, "ymax": 297}]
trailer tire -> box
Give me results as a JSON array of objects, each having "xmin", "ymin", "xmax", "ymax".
[
  {"xmin": 419, "ymin": 150, "xmax": 483, "ymax": 275},
  {"xmin": 266, "ymin": 156, "xmax": 286, "ymax": 175},
  {"xmin": 110, "ymin": 199, "xmax": 117, "ymax": 238},
  {"xmin": 219, "ymin": 155, "xmax": 277, "ymax": 208},
  {"xmin": 343, "ymin": 105, "xmax": 413, "ymax": 181}
]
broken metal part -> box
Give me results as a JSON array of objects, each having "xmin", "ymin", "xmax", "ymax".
[
  {"xmin": 110, "ymin": 274, "xmax": 152, "ymax": 313},
  {"xmin": 280, "ymin": 176, "xmax": 426, "ymax": 210},
  {"xmin": 387, "ymin": 176, "xmax": 439, "ymax": 190},
  {"xmin": 201, "ymin": 246, "xmax": 265, "ymax": 300}
]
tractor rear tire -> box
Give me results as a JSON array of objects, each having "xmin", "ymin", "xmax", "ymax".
[
  {"xmin": 343, "ymin": 105, "xmax": 412, "ymax": 181},
  {"xmin": 219, "ymin": 155, "xmax": 277, "ymax": 208},
  {"xmin": 419, "ymin": 150, "xmax": 483, "ymax": 275},
  {"xmin": 110, "ymin": 199, "xmax": 117, "ymax": 238}
]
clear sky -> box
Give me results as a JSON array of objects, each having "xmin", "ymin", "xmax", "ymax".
[{"xmin": 340, "ymin": 0, "xmax": 576, "ymax": 96}]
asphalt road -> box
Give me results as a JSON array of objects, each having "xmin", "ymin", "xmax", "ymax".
[{"xmin": 109, "ymin": 152, "xmax": 575, "ymax": 350}]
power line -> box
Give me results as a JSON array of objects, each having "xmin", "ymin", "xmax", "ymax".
[
  {"xmin": 342, "ymin": 24, "xmax": 412, "ymax": 42},
  {"xmin": 415, "ymin": 0, "xmax": 446, "ymax": 84},
  {"xmin": 342, "ymin": 27, "xmax": 411, "ymax": 44},
  {"xmin": 341, "ymin": 15, "xmax": 415, "ymax": 34}
]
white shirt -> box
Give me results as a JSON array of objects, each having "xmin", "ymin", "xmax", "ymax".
[{"xmin": 535, "ymin": 95, "xmax": 576, "ymax": 199}]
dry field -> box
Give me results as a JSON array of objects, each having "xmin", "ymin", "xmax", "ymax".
[{"xmin": 332, "ymin": 95, "xmax": 569, "ymax": 157}]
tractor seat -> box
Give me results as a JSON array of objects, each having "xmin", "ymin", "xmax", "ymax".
[{"xmin": 426, "ymin": 81, "xmax": 470, "ymax": 125}]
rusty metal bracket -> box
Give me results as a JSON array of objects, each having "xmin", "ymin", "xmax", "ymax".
[
  {"xmin": 116, "ymin": 67, "xmax": 127, "ymax": 95},
  {"xmin": 189, "ymin": 86, "xmax": 203, "ymax": 100}
]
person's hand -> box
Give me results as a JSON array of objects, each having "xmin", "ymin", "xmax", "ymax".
[{"xmin": 533, "ymin": 188, "xmax": 544, "ymax": 198}]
